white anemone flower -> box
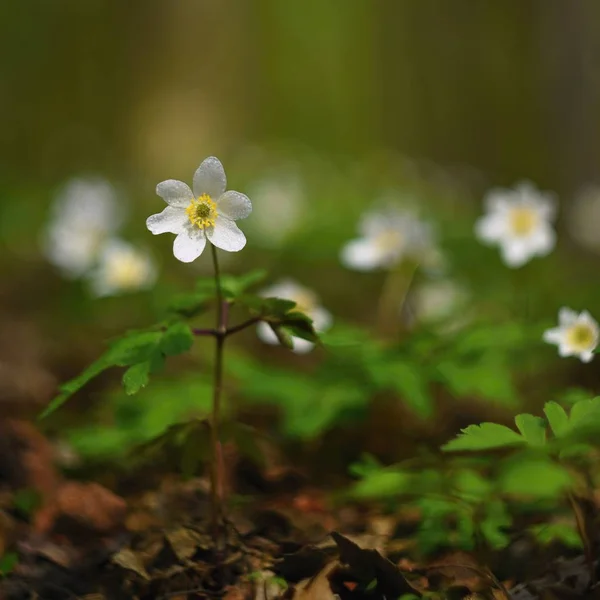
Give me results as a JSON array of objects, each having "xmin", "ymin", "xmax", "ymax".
[
  {"xmin": 257, "ymin": 279, "xmax": 332, "ymax": 354},
  {"xmin": 146, "ymin": 156, "xmax": 252, "ymax": 263},
  {"xmin": 543, "ymin": 308, "xmax": 599, "ymax": 363},
  {"xmin": 89, "ymin": 239, "xmax": 157, "ymax": 297},
  {"xmin": 341, "ymin": 206, "xmax": 434, "ymax": 271},
  {"xmin": 44, "ymin": 177, "xmax": 122, "ymax": 277},
  {"xmin": 475, "ymin": 181, "xmax": 557, "ymax": 268},
  {"xmin": 411, "ymin": 280, "xmax": 468, "ymax": 325}
]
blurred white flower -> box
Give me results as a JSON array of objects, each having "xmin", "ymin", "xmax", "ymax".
[
  {"xmin": 89, "ymin": 239, "xmax": 156, "ymax": 297},
  {"xmin": 146, "ymin": 156, "xmax": 252, "ymax": 263},
  {"xmin": 410, "ymin": 279, "xmax": 468, "ymax": 325},
  {"xmin": 44, "ymin": 177, "xmax": 123, "ymax": 277},
  {"xmin": 247, "ymin": 175, "xmax": 304, "ymax": 246},
  {"xmin": 543, "ymin": 307, "xmax": 598, "ymax": 363},
  {"xmin": 257, "ymin": 279, "xmax": 332, "ymax": 354},
  {"xmin": 567, "ymin": 185, "xmax": 600, "ymax": 254},
  {"xmin": 341, "ymin": 205, "xmax": 434, "ymax": 271},
  {"xmin": 475, "ymin": 181, "xmax": 557, "ymax": 268}
]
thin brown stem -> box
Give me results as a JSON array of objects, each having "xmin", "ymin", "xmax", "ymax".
[
  {"xmin": 209, "ymin": 244, "xmax": 227, "ymax": 551},
  {"xmin": 225, "ymin": 317, "xmax": 261, "ymax": 337}
]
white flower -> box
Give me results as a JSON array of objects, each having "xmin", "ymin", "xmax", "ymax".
[
  {"xmin": 256, "ymin": 279, "xmax": 332, "ymax": 354},
  {"xmin": 146, "ymin": 156, "xmax": 252, "ymax": 263},
  {"xmin": 44, "ymin": 177, "xmax": 122, "ymax": 277},
  {"xmin": 89, "ymin": 239, "xmax": 157, "ymax": 297},
  {"xmin": 341, "ymin": 205, "xmax": 434, "ymax": 271},
  {"xmin": 543, "ymin": 308, "xmax": 599, "ymax": 363},
  {"xmin": 410, "ymin": 280, "xmax": 468, "ymax": 324},
  {"xmin": 475, "ymin": 181, "xmax": 557, "ymax": 268}
]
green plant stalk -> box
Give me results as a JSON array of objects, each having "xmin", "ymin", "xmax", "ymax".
[
  {"xmin": 210, "ymin": 244, "xmax": 227, "ymax": 549},
  {"xmin": 376, "ymin": 260, "xmax": 418, "ymax": 338}
]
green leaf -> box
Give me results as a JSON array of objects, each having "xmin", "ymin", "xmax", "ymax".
[
  {"xmin": 351, "ymin": 469, "xmax": 413, "ymax": 499},
  {"xmin": 369, "ymin": 359, "xmax": 433, "ymax": 417},
  {"xmin": 515, "ymin": 414, "xmax": 546, "ymax": 446},
  {"xmin": 0, "ymin": 553, "xmax": 18, "ymax": 576},
  {"xmin": 442, "ymin": 423, "xmax": 525, "ymax": 452},
  {"xmin": 160, "ymin": 322, "xmax": 194, "ymax": 356},
  {"xmin": 435, "ymin": 359, "xmax": 517, "ymax": 405},
  {"xmin": 123, "ymin": 360, "xmax": 152, "ymax": 395},
  {"xmin": 569, "ymin": 397, "xmax": 600, "ymax": 426},
  {"xmin": 269, "ymin": 324, "xmax": 294, "ymax": 349},
  {"xmin": 480, "ymin": 500, "xmax": 511, "ymax": 549},
  {"xmin": 180, "ymin": 423, "xmax": 211, "ymax": 479},
  {"xmin": 499, "ymin": 457, "xmax": 572, "ymax": 498},
  {"xmin": 220, "ymin": 269, "xmax": 268, "ymax": 299},
  {"xmin": 168, "ymin": 290, "xmax": 213, "ymax": 318},
  {"xmin": 544, "ymin": 402, "xmax": 570, "ymax": 438},
  {"xmin": 452, "ymin": 469, "xmax": 493, "ymax": 501},
  {"xmin": 529, "ymin": 522, "xmax": 582, "ymax": 548},
  {"xmin": 41, "ymin": 324, "xmax": 194, "ymax": 419}
]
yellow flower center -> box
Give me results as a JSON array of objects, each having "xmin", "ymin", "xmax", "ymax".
[
  {"xmin": 106, "ymin": 254, "xmax": 147, "ymax": 289},
  {"xmin": 186, "ymin": 194, "xmax": 218, "ymax": 229},
  {"xmin": 292, "ymin": 291, "xmax": 316, "ymax": 315},
  {"xmin": 375, "ymin": 229, "xmax": 404, "ymax": 252},
  {"xmin": 509, "ymin": 207, "xmax": 538, "ymax": 236},
  {"xmin": 566, "ymin": 323, "xmax": 596, "ymax": 351}
]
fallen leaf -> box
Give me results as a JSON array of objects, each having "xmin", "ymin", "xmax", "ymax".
[{"xmin": 111, "ymin": 547, "xmax": 150, "ymax": 580}]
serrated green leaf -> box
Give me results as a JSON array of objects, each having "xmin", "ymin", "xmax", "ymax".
[
  {"xmin": 160, "ymin": 322, "xmax": 194, "ymax": 356},
  {"xmin": 123, "ymin": 360, "xmax": 152, "ymax": 395},
  {"xmin": 499, "ymin": 457, "xmax": 572, "ymax": 498},
  {"xmin": 569, "ymin": 397, "xmax": 600, "ymax": 426},
  {"xmin": 515, "ymin": 414, "xmax": 546, "ymax": 447},
  {"xmin": 544, "ymin": 402, "xmax": 570, "ymax": 438},
  {"xmin": 442, "ymin": 423, "xmax": 525, "ymax": 452}
]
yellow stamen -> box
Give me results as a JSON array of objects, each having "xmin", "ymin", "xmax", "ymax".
[
  {"xmin": 509, "ymin": 207, "xmax": 538, "ymax": 236},
  {"xmin": 375, "ymin": 230, "xmax": 404, "ymax": 252},
  {"xmin": 106, "ymin": 255, "xmax": 148, "ymax": 289},
  {"xmin": 566, "ymin": 323, "xmax": 596, "ymax": 351},
  {"xmin": 186, "ymin": 194, "xmax": 218, "ymax": 229}
]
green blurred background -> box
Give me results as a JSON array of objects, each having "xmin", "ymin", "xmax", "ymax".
[{"xmin": 2, "ymin": 0, "xmax": 600, "ymax": 471}]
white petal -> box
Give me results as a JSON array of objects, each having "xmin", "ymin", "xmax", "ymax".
[
  {"xmin": 578, "ymin": 310, "xmax": 599, "ymax": 330},
  {"xmin": 475, "ymin": 214, "xmax": 506, "ymax": 244},
  {"xmin": 580, "ymin": 351, "xmax": 595, "ymax": 363},
  {"xmin": 483, "ymin": 189, "xmax": 512, "ymax": 213},
  {"xmin": 193, "ymin": 156, "xmax": 226, "ymax": 198},
  {"xmin": 543, "ymin": 327, "xmax": 564, "ymax": 345},
  {"xmin": 529, "ymin": 224, "xmax": 556, "ymax": 257},
  {"xmin": 207, "ymin": 216, "xmax": 246, "ymax": 252},
  {"xmin": 291, "ymin": 338, "xmax": 315, "ymax": 354},
  {"xmin": 217, "ymin": 191, "xmax": 252, "ymax": 220},
  {"xmin": 257, "ymin": 321, "xmax": 279, "ymax": 346},
  {"xmin": 173, "ymin": 231, "xmax": 207, "ymax": 263},
  {"xmin": 340, "ymin": 238, "xmax": 385, "ymax": 271},
  {"xmin": 500, "ymin": 240, "xmax": 533, "ymax": 268},
  {"xmin": 311, "ymin": 307, "xmax": 333, "ymax": 332},
  {"xmin": 146, "ymin": 206, "xmax": 187, "ymax": 235},
  {"xmin": 156, "ymin": 180, "xmax": 194, "ymax": 207},
  {"xmin": 559, "ymin": 307, "xmax": 578, "ymax": 327},
  {"xmin": 558, "ymin": 343, "xmax": 575, "ymax": 357}
]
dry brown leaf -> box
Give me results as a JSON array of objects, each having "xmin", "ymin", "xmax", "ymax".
[
  {"xmin": 292, "ymin": 561, "xmax": 339, "ymax": 600},
  {"xmin": 112, "ymin": 547, "xmax": 150, "ymax": 580}
]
